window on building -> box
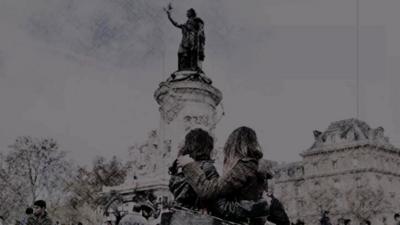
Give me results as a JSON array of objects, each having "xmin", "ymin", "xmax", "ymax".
[
  {"xmin": 332, "ymin": 160, "xmax": 338, "ymax": 169},
  {"xmin": 352, "ymin": 159, "xmax": 359, "ymax": 167},
  {"xmin": 297, "ymin": 200, "xmax": 305, "ymax": 208},
  {"xmin": 354, "ymin": 176, "xmax": 362, "ymax": 187},
  {"xmin": 312, "ymin": 162, "xmax": 318, "ymax": 171},
  {"xmin": 288, "ymin": 168, "xmax": 295, "ymax": 177}
]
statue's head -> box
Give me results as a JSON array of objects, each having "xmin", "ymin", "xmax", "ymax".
[{"xmin": 187, "ymin": 8, "xmax": 196, "ymax": 18}]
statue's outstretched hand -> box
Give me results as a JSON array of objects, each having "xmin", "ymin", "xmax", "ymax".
[
  {"xmin": 164, "ymin": 3, "xmax": 173, "ymax": 14},
  {"xmin": 163, "ymin": 7, "xmax": 170, "ymax": 14}
]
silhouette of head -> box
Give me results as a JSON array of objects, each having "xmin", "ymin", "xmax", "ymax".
[
  {"xmin": 187, "ymin": 8, "xmax": 196, "ymax": 18},
  {"xmin": 180, "ymin": 128, "xmax": 213, "ymax": 161},
  {"xmin": 395, "ymin": 213, "xmax": 400, "ymax": 221},
  {"xmin": 26, "ymin": 207, "xmax": 33, "ymax": 215},
  {"xmin": 33, "ymin": 200, "xmax": 46, "ymax": 217}
]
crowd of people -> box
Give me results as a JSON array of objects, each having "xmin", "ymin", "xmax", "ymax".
[
  {"xmin": 317, "ymin": 210, "xmax": 400, "ymax": 225},
  {"xmin": 117, "ymin": 126, "xmax": 290, "ymax": 225},
  {"xmin": 4, "ymin": 127, "xmax": 400, "ymax": 225},
  {"xmin": 0, "ymin": 200, "xmax": 83, "ymax": 225}
]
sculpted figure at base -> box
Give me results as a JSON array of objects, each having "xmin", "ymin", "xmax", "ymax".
[{"xmin": 165, "ymin": 5, "xmax": 205, "ymax": 72}]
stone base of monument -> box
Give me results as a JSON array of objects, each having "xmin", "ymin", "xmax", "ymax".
[
  {"xmin": 161, "ymin": 208, "xmax": 243, "ymax": 225},
  {"xmin": 168, "ymin": 70, "xmax": 212, "ymax": 84}
]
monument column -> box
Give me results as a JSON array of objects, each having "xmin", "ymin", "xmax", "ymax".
[
  {"xmin": 156, "ymin": 6, "xmax": 223, "ymax": 168},
  {"xmin": 154, "ymin": 73, "xmax": 223, "ymax": 168},
  {"xmin": 100, "ymin": 7, "xmax": 224, "ymax": 220}
]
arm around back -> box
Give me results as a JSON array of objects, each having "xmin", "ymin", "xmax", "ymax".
[{"xmin": 182, "ymin": 159, "xmax": 258, "ymax": 200}]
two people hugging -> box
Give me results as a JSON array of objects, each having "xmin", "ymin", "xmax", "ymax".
[{"xmin": 168, "ymin": 126, "xmax": 290, "ymax": 225}]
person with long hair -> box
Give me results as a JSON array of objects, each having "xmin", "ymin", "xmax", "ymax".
[{"xmin": 177, "ymin": 126, "xmax": 266, "ymax": 224}]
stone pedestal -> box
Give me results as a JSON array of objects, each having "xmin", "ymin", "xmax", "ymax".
[{"xmin": 154, "ymin": 71, "xmax": 223, "ymax": 170}]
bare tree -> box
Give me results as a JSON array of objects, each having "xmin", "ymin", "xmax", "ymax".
[
  {"xmin": 0, "ymin": 136, "xmax": 71, "ymax": 223},
  {"xmin": 346, "ymin": 186, "xmax": 392, "ymax": 222},
  {"xmin": 0, "ymin": 153, "xmax": 29, "ymax": 221},
  {"xmin": 6, "ymin": 136, "xmax": 70, "ymax": 203},
  {"xmin": 92, "ymin": 156, "xmax": 128, "ymax": 188},
  {"xmin": 63, "ymin": 156, "xmax": 129, "ymax": 224},
  {"xmin": 308, "ymin": 186, "xmax": 341, "ymax": 215}
]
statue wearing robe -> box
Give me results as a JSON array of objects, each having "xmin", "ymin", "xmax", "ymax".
[{"xmin": 166, "ymin": 8, "xmax": 205, "ymax": 72}]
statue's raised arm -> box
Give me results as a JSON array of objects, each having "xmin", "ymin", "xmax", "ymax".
[
  {"xmin": 165, "ymin": 6, "xmax": 181, "ymax": 28},
  {"xmin": 165, "ymin": 6, "xmax": 205, "ymax": 72}
]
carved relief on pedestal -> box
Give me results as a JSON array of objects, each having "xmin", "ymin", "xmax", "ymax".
[
  {"xmin": 160, "ymin": 139, "xmax": 173, "ymax": 166},
  {"xmin": 159, "ymin": 98, "xmax": 185, "ymax": 124},
  {"xmin": 129, "ymin": 145, "xmax": 155, "ymax": 178},
  {"xmin": 183, "ymin": 114, "xmax": 210, "ymax": 131},
  {"xmin": 128, "ymin": 130, "xmax": 164, "ymax": 179}
]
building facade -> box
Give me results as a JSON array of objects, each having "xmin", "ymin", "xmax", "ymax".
[{"xmin": 272, "ymin": 119, "xmax": 400, "ymax": 225}]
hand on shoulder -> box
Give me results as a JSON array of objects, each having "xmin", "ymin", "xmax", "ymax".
[
  {"xmin": 177, "ymin": 155, "xmax": 194, "ymax": 167},
  {"xmin": 262, "ymin": 191, "xmax": 273, "ymax": 206}
]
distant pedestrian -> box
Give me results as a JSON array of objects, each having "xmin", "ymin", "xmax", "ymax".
[
  {"xmin": 0, "ymin": 216, "xmax": 5, "ymax": 225},
  {"xmin": 20, "ymin": 207, "xmax": 33, "ymax": 225},
  {"xmin": 337, "ymin": 218, "xmax": 345, "ymax": 225},
  {"xmin": 360, "ymin": 220, "xmax": 371, "ymax": 225},
  {"xmin": 320, "ymin": 211, "xmax": 332, "ymax": 225},
  {"xmin": 119, "ymin": 204, "xmax": 148, "ymax": 225},
  {"xmin": 26, "ymin": 200, "xmax": 52, "ymax": 225},
  {"xmin": 394, "ymin": 213, "xmax": 400, "ymax": 225},
  {"xmin": 294, "ymin": 219, "xmax": 305, "ymax": 225}
]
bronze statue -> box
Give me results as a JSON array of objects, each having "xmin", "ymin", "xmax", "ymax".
[{"xmin": 165, "ymin": 5, "xmax": 205, "ymax": 72}]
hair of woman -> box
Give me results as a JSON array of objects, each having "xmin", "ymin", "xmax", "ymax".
[{"xmin": 223, "ymin": 126, "xmax": 263, "ymax": 173}]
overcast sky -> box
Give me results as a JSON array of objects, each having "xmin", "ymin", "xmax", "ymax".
[{"xmin": 1, "ymin": 0, "xmax": 400, "ymax": 165}]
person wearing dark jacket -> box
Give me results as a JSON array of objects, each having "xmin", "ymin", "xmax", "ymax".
[
  {"xmin": 26, "ymin": 200, "xmax": 52, "ymax": 225},
  {"xmin": 320, "ymin": 211, "xmax": 332, "ymax": 225},
  {"xmin": 177, "ymin": 126, "xmax": 268, "ymax": 225},
  {"xmin": 20, "ymin": 207, "xmax": 33, "ymax": 225},
  {"xmin": 267, "ymin": 196, "xmax": 291, "ymax": 225},
  {"xmin": 169, "ymin": 128, "xmax": 219, "ymax": 210},
  {"xmin": 395, "ymin": 213, "xmax": 400, "ymax": 225},
  {"xmin": 0, "ymin": 216, "xmax": 5, "ymax": 225}
]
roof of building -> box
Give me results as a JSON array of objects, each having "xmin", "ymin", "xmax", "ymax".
[{"xmin": 303, "ymin": 118, "xmax": 399, "ymax": 155}]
